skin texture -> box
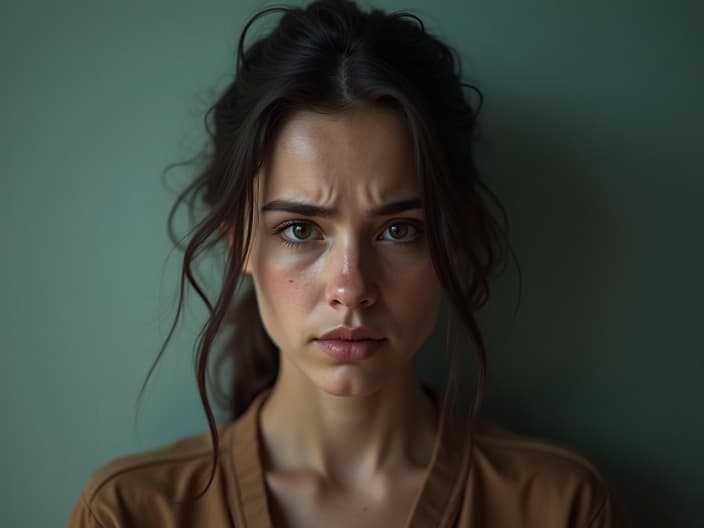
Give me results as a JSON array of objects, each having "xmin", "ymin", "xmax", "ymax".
[{"xmin": 238, "ymin": 106, "xmax": 442, "ymax": 526}]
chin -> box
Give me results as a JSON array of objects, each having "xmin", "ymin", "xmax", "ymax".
[{"xmin": 314, "ymin": 365, "xmax": 384, "ymax": 398}]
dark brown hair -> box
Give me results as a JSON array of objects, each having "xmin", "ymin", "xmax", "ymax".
[{"xmin": 142, "ymin": 0, "xmax": 519, "ymax": 497}]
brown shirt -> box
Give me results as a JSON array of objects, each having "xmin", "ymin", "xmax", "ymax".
[{"xmin": 68, "ymin": 390, "xmax": 625, "ymax": 527}]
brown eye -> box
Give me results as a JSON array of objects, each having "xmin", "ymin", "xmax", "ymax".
[
  {"xmin": 379, "ymin": 222, "xmax": 421, "ymax": 242},
  {"xmin": 277, "ymin": 221, "xmax": 322, "ymax": 244},
  {"xmin": 389, "ymin": 224, "xmax": 408, "ymax": 239},
  {"xmin": 292, "ymin": 223, "xmax": 312, "ymax": 239}
]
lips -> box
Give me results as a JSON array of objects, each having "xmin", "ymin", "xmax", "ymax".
[
  {"xmin": 314, "ymin": 326, "xmax": 386, "ymax": 361},
  {"xmin": 317, "ymin": 326, "xmax": 384, "ymax": 341}
]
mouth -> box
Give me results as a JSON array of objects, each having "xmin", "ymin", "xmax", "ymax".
[
  {"xmin": 313, "ymin": 326, "xmax": 386, "ymax": 361},
  {"xmin": 313, "ymin": 337, "xmax": 386, "ymax": 361},
  {"xmin": 316, "ymin": 325, "xmax": 385, "ymax": 341}
]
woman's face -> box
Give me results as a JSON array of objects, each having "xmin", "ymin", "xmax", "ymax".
[{"xmin": 244, "ymin": 106, "xmax": 442, "ymax": 396}]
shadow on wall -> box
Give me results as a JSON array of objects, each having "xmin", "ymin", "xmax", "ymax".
[{"xmin": 415, "ymin": 101, "xmax": 699, "ymax": 527}]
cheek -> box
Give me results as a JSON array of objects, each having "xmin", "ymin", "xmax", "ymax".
[
  {"xmin": 255, "ymin": 255, "xmax": 317, "ymax": 324},
  {"xmin": 384, "ymin": 259, "xmax": 442, "ymax": 325}
]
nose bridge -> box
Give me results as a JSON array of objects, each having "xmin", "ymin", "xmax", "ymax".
[
  {"xmin": 338, "ymin": 234, "xmax": 362, "ymax": 275},
  {"xmin": 325, "ymin": 231, "xmax": 377, "ymax": 309}
]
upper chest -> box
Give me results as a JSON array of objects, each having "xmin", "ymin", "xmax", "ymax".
[{"xmin": 264, "ymin": 468, "xmax": 427, "ymax": 528}]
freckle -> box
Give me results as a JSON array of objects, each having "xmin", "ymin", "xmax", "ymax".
[{"xmin": 288, "ymin": 279, "xmax": 294, "ymax": 284}]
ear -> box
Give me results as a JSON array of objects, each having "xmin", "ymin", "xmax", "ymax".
[{"xmin": 219, "ymin": 222, "xmax": 253, "ymax": 275}]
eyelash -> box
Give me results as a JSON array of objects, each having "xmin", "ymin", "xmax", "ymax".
[{"xmin": 272, "ymin": 220, "xmax": 425, "ymax": 249}]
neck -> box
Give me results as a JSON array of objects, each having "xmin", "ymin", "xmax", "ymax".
[{"xmin": 258, "ymin": 356, "xmax": 438, "ymax": 488}]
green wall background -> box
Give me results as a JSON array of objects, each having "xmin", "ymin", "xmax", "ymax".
[{"xmin": 3, "ymin": 1, "xmax": 702, "ymax": 526}]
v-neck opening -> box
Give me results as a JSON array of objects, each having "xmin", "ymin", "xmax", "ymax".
[{"xmin": 226, "ymin": 386, "xmax": 471, "ymax": 528}]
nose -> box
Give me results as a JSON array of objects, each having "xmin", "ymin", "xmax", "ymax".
[{"xmin": 324, "ymin": 238, "xmax": 378, "ymax": 311}]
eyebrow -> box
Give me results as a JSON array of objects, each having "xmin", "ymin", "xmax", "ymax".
[{"xmin": 261, "ymin": 198, "xmax": 423, "ymax": 217}]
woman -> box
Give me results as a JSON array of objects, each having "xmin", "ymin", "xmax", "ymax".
[{"xmin": 68, "ymin": 0, "xmax": 623, "ymax": 526}]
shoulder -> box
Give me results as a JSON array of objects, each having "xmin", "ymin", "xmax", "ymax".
[
  {"xmin": 465, "ymin": 422, "xmax": 625, "ymax": 527},
  {"xmin": 68, "ymin": 423, "xmax": 235, "ymax": 527},
  {"xmin": 83, "ymin": 425, "xmax": 223, "ymax": 502},
  {"xmin": 473, "ymin": 421, "xmax": 606, "ymax": 484}
]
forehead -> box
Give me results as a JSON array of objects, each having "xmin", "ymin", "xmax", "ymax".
[{"xmin": 257, "ymin": 106, "xmax": 418, "ymax": 204}]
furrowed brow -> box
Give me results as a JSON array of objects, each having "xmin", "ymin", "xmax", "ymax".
[
  {"xmin": 370, "ymin": 198, "xmax": 422, "ymax": 216},
  {"xmin": 260, "ymin": 197, "xmax": 423, "ymax": 217},
  {"xmin": 261, "ymin": 200, "xmax": 334, "ymax": 217}
]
